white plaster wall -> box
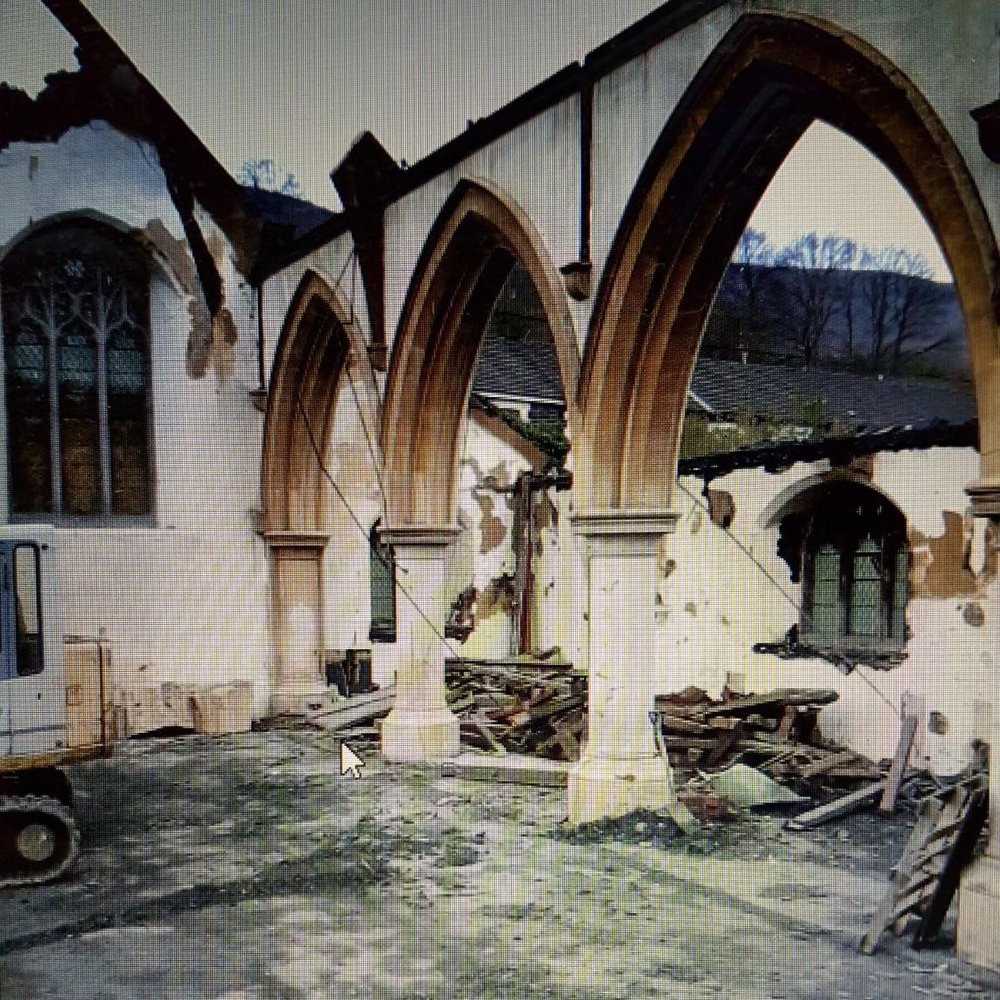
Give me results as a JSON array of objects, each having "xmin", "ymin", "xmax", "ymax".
[
  {"xmin": 0, "ymin": 123, "xmax": 182, "ymax": 251},
  {"xmin": 0, "ymin": 123, "xmax": 275, "ymax": 714},
  {"xmin": 381, "ymin": 99, "xmax": 583, "ymax": 357},
  {"xmin": 588, "ymin": 4, "xmax": 739, "ymax": 287},
  {"xmin": 316, "ymin": 346, "xmax": 384, "ymax": 657},
  {"xmin": 646, "ymin": 447, "xmax": 992, "ymax": 773},
  {"xmin": 445, "ymin": 414, "xmax": 586, "ymax": 666}
]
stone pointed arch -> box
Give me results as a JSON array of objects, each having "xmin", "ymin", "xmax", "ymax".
[
  {"xmin": 382, "ymin": 177, "xmax": 581, "ymax": 526},
  {"xmin": 581, "ymin": 12, "xmax": 1000, "ymax": 513},
  {"xmin": 262, "ymin": 268, "xmax": 382, "ymax": 714},
  {"xmin": 262, "ymin": 268, "xmax": 381, "ymax": 534}
]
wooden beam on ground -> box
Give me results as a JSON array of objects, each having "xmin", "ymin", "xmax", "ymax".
[
  {"xmin": 879, "ymin": 707, "xmax": 920, "ymax": 816},
  {"xmin": 306, "ymin": 688, "xmax": 395, "ymax": 732},
  {"xmin": 785, "ymin": 781, "xmax": 885, "ymax": 831}
]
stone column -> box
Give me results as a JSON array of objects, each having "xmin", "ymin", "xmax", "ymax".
[
  {"xmin": 957, "ymin": 490, "xmax": 1000, "ymax": 973},
  {"xmin": 380, "ymin": 525, "xmax": 461, "ymax": 762},
  {"xmin": 568, "ymin": 511, "xmax": 687, "ymax": 826},
  {"xmin": 266, "ymin": 531, "xmax": 330, "ymax": 715}
]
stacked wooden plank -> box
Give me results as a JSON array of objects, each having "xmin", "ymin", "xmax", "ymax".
[
  {"xmin": 445, "ymin": 658, "xmax": 586, "ymax": 760},
  {"xmin": 653, "ymin": 686, "xmax": 881, "ymax": 793}
]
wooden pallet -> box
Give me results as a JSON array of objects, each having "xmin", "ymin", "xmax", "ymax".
[{"xmin": 860, "ymin": 778, "xmax": 989, "ymax": 954}]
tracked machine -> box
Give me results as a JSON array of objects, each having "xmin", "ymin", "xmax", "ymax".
[{"xmin": 0, "ymin": 527, "xmax": 112, "ymax": 886}]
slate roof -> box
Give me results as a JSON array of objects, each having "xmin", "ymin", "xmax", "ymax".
[
  {"xmin": 471, "ymin": 331, "xmax": 566, "ymax": 403},
  {"xmin": 689, "ymin": 357, "xmax": 976, "ymax": 434},
  {"xmin": 471, "ymin": 331, "xmax": 975, "ymax": 437}
]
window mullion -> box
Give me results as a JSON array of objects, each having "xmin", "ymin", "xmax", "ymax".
[
  {"xmin": 45, "ymin": 314, "xmax": 62, "ymax": 516},
  {"xmin": 95, "ymin": 310, "xmax": 112, "ymax": 518}
]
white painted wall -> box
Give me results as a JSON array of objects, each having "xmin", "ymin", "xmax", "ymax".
[
  {"xmin": 0, "ymin": 123, "xmax": 274, "ymax": 714},
  {"xmin": 651, "ymin": 447, "xmax": 992, "ymax": 774}
]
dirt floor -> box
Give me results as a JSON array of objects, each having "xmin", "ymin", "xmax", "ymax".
[{"xmin": 0, "ymin": 729, "xmax": 998, "ymax": 1000}]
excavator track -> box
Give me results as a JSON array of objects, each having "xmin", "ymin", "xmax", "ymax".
[{"xmin": 0, "ymin": 794, "xmax": 79, "ymax": 888}]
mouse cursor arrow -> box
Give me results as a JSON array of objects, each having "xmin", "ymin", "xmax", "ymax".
[{"xmin": 340, "ymin": 741, "xmax": 365, "ymax": 779}]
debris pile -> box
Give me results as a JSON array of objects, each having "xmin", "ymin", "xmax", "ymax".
[
  {"xmin": 653, "ymin": 686, "xmax": 881, "ymax": 794},
  {"xmin": 445, "ymin": 657, "xmax": 586, "ymax": 760},
  {"xmin": 305, "ymin": 656, "xmax": 586, "ymax": 761}
]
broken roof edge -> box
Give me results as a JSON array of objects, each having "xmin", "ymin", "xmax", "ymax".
[
  {"xmin": 264, "ymin": 0, "xmax": 733, "ymax": 277},
  {"xmin": 10, "ymin": 0, "xmax": 263, "ymax": 275},
  {"xmin": 677, "ymin": 420, "xmax": 979, "ymax": 483},
  {"xmin": 470, "ymin": 392, "xmax": 568, "ymax": 464}
]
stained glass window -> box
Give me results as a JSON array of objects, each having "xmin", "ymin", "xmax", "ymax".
[{"xmin": 2, "ymin": 224, "xmax": 152, "ymax": 520}]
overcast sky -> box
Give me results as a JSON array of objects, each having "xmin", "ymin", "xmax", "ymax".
[{"xmin": 3, "ymin": 0, "xmax": 950, "ymax": 277}]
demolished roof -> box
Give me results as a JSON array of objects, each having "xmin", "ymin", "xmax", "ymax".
[
  {"xmin": 3, "ymin": 1, "xmax": 264, "ymax": 272},
  {"xmin": 239, "ymin": 186, "xmax": 337, "ymax": 244},
  {"xmin": 472, "ymin": 329, "xmax": 566, "ymax": 406},
  {"xmin": 470, "ymin": 327, "xmax": 977, "ymax": 476},
  {"xmin": 689, "ymin": 358, "xmax": 976, "ymax": 433}
]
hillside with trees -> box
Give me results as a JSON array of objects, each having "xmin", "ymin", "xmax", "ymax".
[{"xmin": 703, "ymin": 230, "xmax": 968, "ymax": 379}]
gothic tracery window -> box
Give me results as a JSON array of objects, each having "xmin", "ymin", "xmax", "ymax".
[
  {"xmin": 794, "ymin": 483, "xmax": 908, "ymax": 655},
  {"xmin": 2, "ymin": 224, "xmax": 153, "ymax": 520}
]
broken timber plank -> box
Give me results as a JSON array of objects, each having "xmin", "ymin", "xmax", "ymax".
[
  {"xmin": 470, "ymin": 716, "xmax": 508, "ymax": 754},
  {"xmin": 795, "ymin": 749, "xmax": 860, "ymax": 780},
  {"xmin": 307, "ymin": 688, "xmax": 395, "ymax": 732},
  {"xmin": 702, "ymin": 688, "xmax": 838, "ymax": 718},
  {"xmin": 879, "ymin": 712, "xmax": 919, "ymax": 816},
  {"xmin": 861, "ymin": 784, "xmax": 988, "ymax": 954},
  {"xmin": 912, "ymin": 789, "xmax": 989, "ymax": 949},
  {"xmin": 786, "ymin": 781, "xmax": 885, "ymax": 831}
]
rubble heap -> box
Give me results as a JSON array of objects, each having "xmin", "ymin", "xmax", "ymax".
[{"xmin": 653, "ymin": 685, "xmax": 880, "ymax": 793}]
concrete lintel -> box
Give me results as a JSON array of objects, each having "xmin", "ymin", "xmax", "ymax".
[{"xmin": 379, "ymin": 524, "xmax": 462, "ymax": 549}]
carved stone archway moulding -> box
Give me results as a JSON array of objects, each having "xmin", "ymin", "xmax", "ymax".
[
  {"xmin": 261, "ymin": 270, "xmax": 382, "ymax": 714},
  {"xmin": 381, "ymin": 177, "xmax": 582, "ymax": 529},
  {"xmin": 580, "ymin": 12, "xmax": 1000, "ymax": 515}
]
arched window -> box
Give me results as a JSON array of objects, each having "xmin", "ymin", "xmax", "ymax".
[
  {"xmin": 782, "ymin": 482, "xmax": 908, "ymax": 656},
  {"xmin": 2, "ymin": 224, "xmax": 153, "ymax": 521},
  {"xmin": 369, "ymin": 521, "xmax": 396, "ymax": 643}
]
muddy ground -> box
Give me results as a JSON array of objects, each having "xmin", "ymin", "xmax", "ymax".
[{"xmin": 0, "ymin": 729, "xmax": 997, "ymax": 1000}]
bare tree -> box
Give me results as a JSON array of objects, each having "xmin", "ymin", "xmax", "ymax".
[
  {"xmin": 775, "ymin": 233, "xmax": 858, "ymax": 366},
  {"xmin": 705, "ymin": 228, "xmax": 779, "ymax": 362},
  {"xmin": 856, "ymin": 247, "xmax": 945, "ymax": 374},
  {"xmin": 238, "ymin": 158, "xmax": 303, "ymax": 197}
]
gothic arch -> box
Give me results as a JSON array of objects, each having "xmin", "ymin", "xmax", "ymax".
[
  {"xmin": 759, "ymin": 470, "xmax": 902, "ymax": 531},
  {"xmin": 581, "ymin": 12, "xmax": 1000, "ymax": 513},
  {"xmin": 262, "ymin": 268, "xmax": 380, "ymax": 533},
  {"xmin": 382, "ymin": 177, "xmax": 581, "ymax": 525}
]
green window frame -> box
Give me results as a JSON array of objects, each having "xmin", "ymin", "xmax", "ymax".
[
  {"xmin": 800, "ymin": 486, "xmax": 908, "ymax": 656},
  {"xmin": 369, "ymin": 523, "xmax": 396, "ymax": 643}
]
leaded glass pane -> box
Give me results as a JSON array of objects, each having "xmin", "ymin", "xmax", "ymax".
[
  {"xmin": 108, "ymin": 328, "xmax": 151, "ymax": 516},
  {"xmin": 849, "ymin": 533, "xmax": 887, "ymax": 639},
  {"xmin": 3, "ymin": 224, "xmax": 151, "ymax": 519},
  {"xmin": 370, "ymin": 536, "xmax": 396, "ymax": 642},
  {"xmin": 810, "ymin": 543, "xmax": 842, "ymax": 638},
  {"xmin": 58, "ymin": 328, "xmax": 100, "ymax": 516},
  {"xmin": 4, "ymin": 324, "xmax": 51, "ymax": 513}
]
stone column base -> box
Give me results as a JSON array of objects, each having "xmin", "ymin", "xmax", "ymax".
[
  {"xmin": 568, "ymin": 753, "xmax": 692, "ymax": 828},
  {"xmin": 269, "ymin": 683, "xmax": 336, "ymax": 717},
  {"xmin": 958, "ymin": 855, "xmax": 1000, "ymax": 973},
  {"xmin": 380, "ymin": 706, "xmax": 460, "ymax": 762}
]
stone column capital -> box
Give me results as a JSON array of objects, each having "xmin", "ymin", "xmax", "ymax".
[
  {"xmin": 967, "ymin": 482, "xmax": 1000, "ymax": 521},
  {"xmin": 378, "ymin": 523, "xmax": 461, "ymax": 550},
  {"xmin": 572, "ymin": 509, "xmax": 678, "ymax": 556},
  {"xmin": 264, "ymin": 530, "xmax": 329, "ymax": 553}
]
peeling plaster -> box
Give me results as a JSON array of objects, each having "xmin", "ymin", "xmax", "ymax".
[
  {"xmin": 910, "ymin": 510, "xmax": 998, "ymax": 599},
  {"xmin": 474, "ymin": 491, "xmax": 508, "ymax": 554}
]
